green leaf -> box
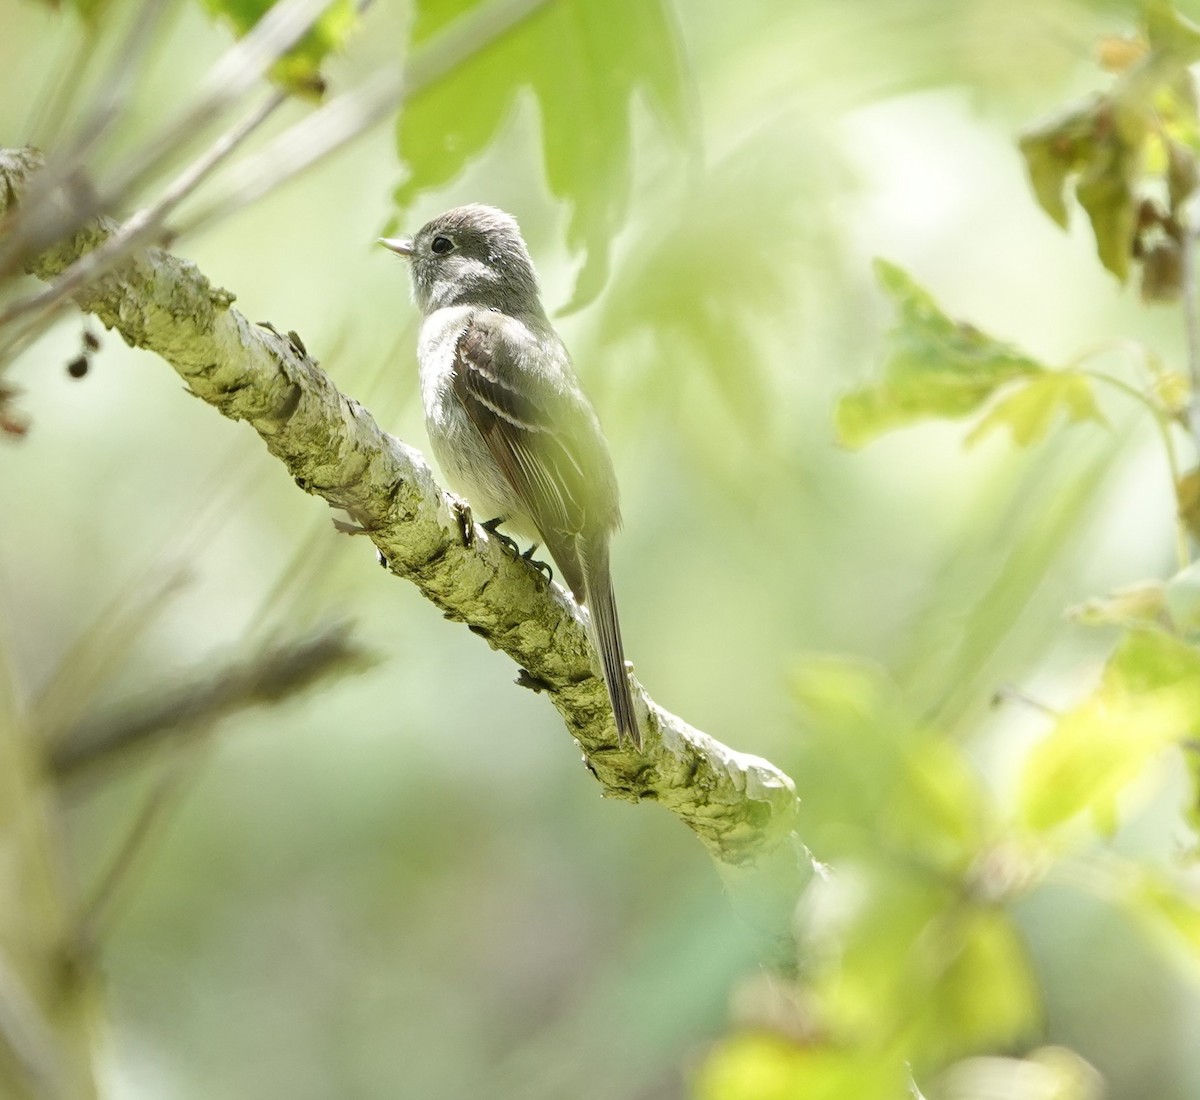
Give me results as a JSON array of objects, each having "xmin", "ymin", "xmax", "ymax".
[
  {"xmin": 808, "ymin": 868, "xmax": 1038, "ymax": 1068},
  {"xmin": 695, "ymin": 1036, "xmax": 902, "ymax": 1100},
  {"xmin": 965, "ymin": 370, "xmax": 1104, "ymax": 448},
  {"xmin": 1066, "ymin": 580, "xmax": 1166, "ymax": 629},
  {"xmin": 930, "ymin": 1047, "xmax": 1103, "ymax": 1100},
  {"xmin": 1018, "ymin": 2, "xmax": 1200, "ymax": 284},
  {"xmin": 1144, "ymin": 0, "xmax": 1200, "ymax": 61},
  {"xmin": 927, "ymin": 908, "xmax": 1041, "ymax": 1058},
  {"xmin": 836, "ymin": 261, "xmax": 1046, "ymax": 448},
  {"xmin": 200, "ymin": 0, "xmax": 357, "ymax": 96},
  {"xmin": 1018, "ymin": 100, "xmax": 1100, "ymax": 229},
  {"xmin": 1126, "ymin": 870, "xmax": 1200, "ymax": 957},
  {"xmin": 1019, "ymin": 628, "xmax": 1200, "ymax": 833},
  {"xmin": 1019, "ymin": 96, "xmax": 1148, "ymax": 282},
  {"xmin": 396, "ymin": 0, "xmax": 690, "ymax": 309},
  {"xmin": 597, "ymin": 127, "xmax": 825, "ymax": 434},
  {"xmin": 789, "ymin": 656, "xmax": 993, "ymax": 870}
]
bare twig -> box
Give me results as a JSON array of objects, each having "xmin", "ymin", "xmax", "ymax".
[
  {"xmin": 0, "ymin": 0, "xmax": 319, "ymax": 285},
  {"xmin": 179, "ymin": 69, "xmax": 402, "ymax": 239},
  {"xmin": 0, "ymin": 949, "xmax": 67, "ymax": 1100},
  {"xmin": 51, "ymin": 622, "xmax": 370, "ymax": 780},
  {"xmin": 56, "ymin": 0, "xmax": 180, "ymax": 162},
  {"xmin": 0, "ymin": 90, "xmax": 287, "ymax": 349},
  {"xmin": 74, "ymin": 747, "xmax": 201, "ymax": 942},
  {"xmin": 1182, "ymin": 218, "xmax": 1200, "ymax": 458},
  {"xmin": 144, "ymin": 0, "xmax": 558, "ymax": 252},
  {"xmin": 0, "ymin": 0, "xmax": 556, "ymax": 361}
]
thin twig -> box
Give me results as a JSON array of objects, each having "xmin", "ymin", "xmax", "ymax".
[
  {"xmin": 57, "ymin": 0, "xmax": 180, "ymax": 163},
  {"xmin": 1181, "ymin": 218, "xmax": 1200, "ymax": 455},
  {"xmin": 0, "ymin": 0, "xmax": 323, "ymax": 285},
  {"xmin": 51, "ymin": 621, "xmax": 370, "ymax": 780},
  {"xmin": 1083, "ymin": 367, "xmax": 1191, "ymax": 567},
  {"xmin": 74, "ymin": 744, "xmax": 201, "ymax": 941},
  {"xmin": 990, "ymin": 683, "xmax": 1061, "ymax": 719},
  {"xmin": 0, "ymin": 89, "xmax": 287, "ymax": 348},
  {"xmin": 179, "ymin": 70, "xmax": 403, "ymax": 238},
  {"xmin": 176, "ymin": 0, "xmax": 556, "ymax": 239},
  {"xmin": 93, "ymin": 0, "xmax": 330, "ymax": 204},
  {"xmin": 0, "ymin": 948, "xmax": 66, "ymax": 1100},
  {"xmin": 0, "ymin": 0, "xmax": 556, "ymax": 356}
]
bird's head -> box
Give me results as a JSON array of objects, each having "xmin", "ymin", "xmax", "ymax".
[{"xmin": 380, "ymin": 204, "xmax": 541, "ymax": 316}]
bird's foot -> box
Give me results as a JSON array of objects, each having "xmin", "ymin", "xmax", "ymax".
[
  {"xmin": 521, "ymin": 543, "xmax": 553, "ymax": 582},
  {"xmin": 480, "ymin": 516, "xmax": 522, "ymax": 557}
]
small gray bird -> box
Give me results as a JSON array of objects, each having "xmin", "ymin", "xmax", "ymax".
[{"xmin": 380, "ymin": 205, "xmax": 640, "ymax": 748}]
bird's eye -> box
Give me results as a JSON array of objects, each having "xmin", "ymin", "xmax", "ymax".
[{"xmin": 430, "ymin": 236, "xmax": 454, "ymax": 255}]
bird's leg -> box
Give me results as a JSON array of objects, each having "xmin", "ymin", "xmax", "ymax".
[
  {"xmin": 521, "ymin": 543, "xmax": 554, "ymax": 582},
  {"xmin": 480, "ymin": 519, "xmax": 554, "ymax": 581},
  {"xmin": 480, "ymin": 516, "xmax": 522, "ymax": 556}
]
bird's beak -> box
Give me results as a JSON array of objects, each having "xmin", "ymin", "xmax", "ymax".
[{"xmin": 378, "ymin": 236, "xmax": 415, "ymax": 257}]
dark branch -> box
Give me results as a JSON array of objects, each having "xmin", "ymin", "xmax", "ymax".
[{"xmin": 50, "ymin": 621, "xmax": 371, "ymax": 781}]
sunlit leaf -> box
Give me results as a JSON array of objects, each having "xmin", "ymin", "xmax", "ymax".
[
  {"xmin": 201, "ymin": 0, "xmax": 356, "ymax": 96},
  {"xmin": 965, "ymin": 370, "xmax": 1104, "ymax": 448},
  {"xmin": 1126, "ymin": 870, "xmax": 1200, "ymax": 957},
  {"xmin": 1150, "ymin": 367, "xmax": 1190, "ymax": 418},
  {"xmin": 1019, "ymin": 2, "xmax": 1200, "ymax": 284},
  {"xmin": 1019, "ymin": 628, "xmax": 1200, "ymax": 833},
  {"xmin": 1066, "ymin": 580, "xmax": 1166, "ymax": 629},
  {"xmin": 836, "ymin": 261, "xmax": 1046, "ymax": 448},
  {"xmin": 596, "ymin": 128, "xmax": 819, "ymax": 432},
  {"xmin": 1144, "ymin": 0, "xmax": 1200, "ymax": 61},
  {"xmin": 789, "ymin": 655, "xmax": 992, "ymax": 869},
  {"xmin": 807, "ymin": 866, "xmax": 1038, "ymax": 1069},
  {"xmin": 396, "ymin": 0, "xmax": 689, "ymax": 309},
  {"xmin": 926, "ymin": 908, "xmax": 1041, "ymax": 1058},
  {"xmin": 695, "ymin": 1035, "xmax": 902, "ymax": 1100},
  {"xmin": 928, "ymin": 1047, "xmax": 1103, "ymax": 1100}
]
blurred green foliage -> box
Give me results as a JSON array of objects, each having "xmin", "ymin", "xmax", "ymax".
[
  {"xmin": 836, "ymin": 261, "xmax": 1103, "ymax": 448},
  {"xmin": 395, "ymin": 0, "xmax": 690, "ymax": 309},
  {"xmin": 200, "ymin": 0, "xmax": 357, "ymax": 94},
  {"xmin": 1020, "ymin": 0, "xmax": 1200, "ymax": 290},
  {"xmin": 7, "ymin": 0, "xmax": 1200, "ymax": 1097}
]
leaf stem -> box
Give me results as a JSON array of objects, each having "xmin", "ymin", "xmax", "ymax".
[
  {"xmin": 1083, "ymin": 368, "xmax": 1190, "ymax": 567},
  {"xmin": 1181, "ymin": 217, "xmax": 1200, "ymax": 450}
]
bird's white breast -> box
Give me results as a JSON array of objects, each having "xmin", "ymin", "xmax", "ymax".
[{"xmin": 417, "ymin": 305, "xmax": 532, "ymax": 530}]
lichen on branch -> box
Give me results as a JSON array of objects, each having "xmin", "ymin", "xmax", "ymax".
[{"xmin": 0, "ymin": 146, "xmax": 809, "ymax": 945}]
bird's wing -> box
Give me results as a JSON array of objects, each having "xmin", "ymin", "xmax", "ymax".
[{"xmin": 451, "ymin": 313, "xmax": 599, "ymax": 598}]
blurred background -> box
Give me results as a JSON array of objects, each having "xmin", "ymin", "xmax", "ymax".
[{"xmin": 3, "ymin": 0, "xmax": 1200, "ymax": 1096}]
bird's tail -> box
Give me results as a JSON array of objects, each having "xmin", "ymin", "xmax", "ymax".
[{"xmin": 582, "ymin": 536, "xmax": 640, "ymax": 749}]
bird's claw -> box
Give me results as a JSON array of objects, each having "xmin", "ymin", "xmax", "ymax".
[
  {"xmin": 521, "ymin": 543, "xmax": 553, "ymax": 581},
  {"xmin": 481, "ymin": 516, "xmax": 522, "ymax": 557}
]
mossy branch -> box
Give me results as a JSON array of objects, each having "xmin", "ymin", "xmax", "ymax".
[{"xmin": 0, "ymin": 146, "xmax": 810, "ymax": 949}]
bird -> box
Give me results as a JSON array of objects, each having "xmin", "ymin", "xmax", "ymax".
[{"xmin": 380, "ymin": 204, "xmax": 641, "ymax": 748}]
